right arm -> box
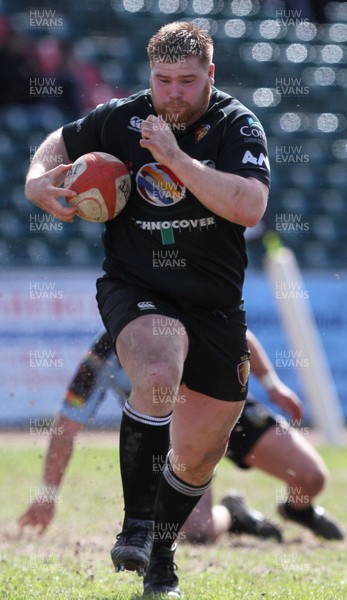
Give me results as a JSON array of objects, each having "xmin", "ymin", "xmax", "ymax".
[{"xmin": 25, "ymin": 127, "xmax": 77, "ymax": 222}]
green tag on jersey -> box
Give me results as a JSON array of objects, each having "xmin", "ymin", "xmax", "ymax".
[{"xmin": 160, "ymin": 224, "xmax": 175, "ymax": 245}]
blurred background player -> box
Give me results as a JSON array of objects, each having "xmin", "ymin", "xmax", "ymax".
[{"xmin": 18, "ymin": 330, "xmax": 343, "ymax": 541}]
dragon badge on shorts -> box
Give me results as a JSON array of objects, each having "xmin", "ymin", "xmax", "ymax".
[{"xmin": 237, "ymin": 356, "xmax": 250, "ymax": 391}]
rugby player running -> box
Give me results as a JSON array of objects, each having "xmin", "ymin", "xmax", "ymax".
[{"xmin": 25, "ymin": 22, "xmax": 269, "ymax": 597}]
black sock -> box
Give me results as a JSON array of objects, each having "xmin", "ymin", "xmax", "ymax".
[
  {"xmin": 284, "ymin": 500, "xmax": 314, "ymax": 523},
  {"xmin": 120, "ymin": 400, "xmax": 171, "ymax": 522},
  {"xmin": 153, "ymin": 453, "xmax": 212, "ymax": 551}
]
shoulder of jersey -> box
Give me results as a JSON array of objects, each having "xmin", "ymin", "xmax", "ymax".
[
  {"xmin": 212, "ymin": 89, "xmax": 250, "ymax": 118},
  {"xmin": 99, "ymin": 89, "xmax": 149, "ymax": 116},
  {"xmin": 216, "ymin": 93, "xmax": 265, "ymax": 136},
  {"xmin": 97, "ymin": 90, "xmax": 151, "ymax": 136}
]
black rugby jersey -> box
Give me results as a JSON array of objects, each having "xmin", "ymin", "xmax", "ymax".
[{"xmin": 62, "ymin": 88, "xmax": 270, "ymax": 308}]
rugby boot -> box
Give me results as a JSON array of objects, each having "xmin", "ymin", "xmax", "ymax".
[
  {"xmin": 221, "ymin": 492, "xmax": 282, "ymax": 542},
  {"xmin": 111, "ymin": 517, "xmax": 154, "ymax": 575},
  {"xmin": 143, "ymin": 544, "xmax": 181, "ymax": 598},
  {"xmin": 278, "ymin": 502, "xmax": 344, "ymax": 540}
]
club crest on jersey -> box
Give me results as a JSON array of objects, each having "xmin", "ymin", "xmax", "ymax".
[
  {"xmin": 237, "ymin": 359, "xmax": 250, "ymax": 387},
  {"xmin": 136, "ymin": 162, "xmax": 186, "ymax": 207},
  {"xmin": 195, "ymin": 124, "xmax": 210, "ymax": 142}
]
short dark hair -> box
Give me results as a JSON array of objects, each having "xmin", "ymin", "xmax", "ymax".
[{"xmin": 147, "ymin": 21, "xmax": 213, "ymax": 65}]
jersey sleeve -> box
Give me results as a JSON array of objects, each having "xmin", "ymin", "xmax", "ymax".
[
  {"xmin": 216, "ymin": 109, "xmax": 271, "ymax": 188},
  {"xmin": 62, "ymin": 99, "xmax": 120, "ymax": 162}
]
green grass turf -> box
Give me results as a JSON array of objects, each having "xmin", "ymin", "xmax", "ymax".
[{"xmin": 0, "ymin": 436, "xmax": 346, "ymax": 599}]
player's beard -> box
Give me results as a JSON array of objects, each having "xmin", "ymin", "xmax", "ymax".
[{"xmin": 151, "ymin": 80, "xmax": 212, "ymax": 128}]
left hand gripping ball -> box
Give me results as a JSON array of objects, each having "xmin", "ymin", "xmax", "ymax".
[{"xmin": 64, "ymin": 152, "xmax": 131, "ymax": 222}]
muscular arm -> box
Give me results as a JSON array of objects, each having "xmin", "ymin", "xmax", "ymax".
[
  {"xmin": 247, "ymin": 330, "xmax": 303, "ymax": 421},
  {"xmin": 25, "ymin": 127, "xmax": 77, "ymax": 222},
  {"xmin": 167, "ymin": 154, "xmax": 267, "ymax": 227},
  {"xmin": 140, "ymin": 115, "xmax": 268, "ymax": 227}
]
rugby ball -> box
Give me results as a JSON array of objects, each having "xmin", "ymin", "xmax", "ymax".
[{"xmin": 64, "ymin": 152, "xmax": 131, "ymax": 222}]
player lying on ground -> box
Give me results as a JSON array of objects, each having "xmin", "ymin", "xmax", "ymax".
[{"xmin": 18, "ymin": 329, "xmax": 343, "ymax": 542}]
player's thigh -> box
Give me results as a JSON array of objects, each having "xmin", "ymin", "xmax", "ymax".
[
  {"xmin": 116, "ymin": 313, "xmax": 188, "ymax": 378},
  {"xmin": 170, "ymin": 385, "xmax": 244, "ymax": 479},
  {"xmin": 96, "ymin": 279, "xmax": 189, "ymax": 377},
  {"xmin": 243, "ymin": 423, "xmax": 328, "ymax": 486}
]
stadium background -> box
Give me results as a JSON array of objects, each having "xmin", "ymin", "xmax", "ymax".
[{"xmin": 0, "ymin": 0, "xmax": 346, "ymax": 432}]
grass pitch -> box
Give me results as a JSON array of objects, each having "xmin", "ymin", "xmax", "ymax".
[{"xmin": 0, "ymin": 432, "xmax": 346, "ymax": 599}]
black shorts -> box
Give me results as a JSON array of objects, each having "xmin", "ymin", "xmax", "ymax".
[
  {"xmin": 96, "ymin": 277, "xmax": 250, "ymax": 401},
  {"xmin": 226, "ymin": 399, "xmax": 277, "ymax": 468}
]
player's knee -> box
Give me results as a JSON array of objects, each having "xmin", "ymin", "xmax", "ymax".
[
  {"xmin": 296, "ymin": 460, "xmax": 328, "ymax": 496},
  {"xmin": 177, "ymin": 443, "xmax": 226, "ymax": 486},
  {"xmin": 307, "ymin": 462, "xmax": 328, "ymax": 495},
  {"xmin": 133, "ymin": 359, "xmax": 182, "ymax": 402}
]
